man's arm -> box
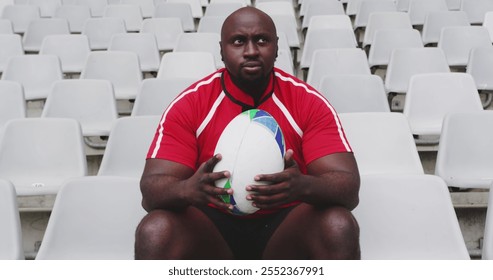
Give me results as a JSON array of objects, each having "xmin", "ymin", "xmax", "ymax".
[
  {"xmin": 246, "ymin": 150, "xmax": 360, "ymax": 210},
  {"xmin": 140, "ymin": 155, "xmax": 234, "ymax": 212}
]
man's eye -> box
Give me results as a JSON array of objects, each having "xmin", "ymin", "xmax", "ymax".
[
  {"xmin": 257, "ymin": 38, "xmax": 267, "ymax": 44},
  {"xmin": 233, "ymin": 39, "xmax": 244, "ymax": 45}
]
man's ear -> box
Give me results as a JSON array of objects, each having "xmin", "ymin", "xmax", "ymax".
[{"xmin": 219, "ymin": 41, "xmax": 224, "ymax": 61}]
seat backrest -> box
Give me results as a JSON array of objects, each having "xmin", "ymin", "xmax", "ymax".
[
  {"xmin": 0, "ymin": 118, "xmax": 87, "ymax": 196},
  {"xmin": 422, "ymin": 11, "xmax": 470, "ymax": 46},
  {"xmin": 438, "ymin": 26, "xmax": 492, "ymax": 67},
  {"xmin": 363, "ymin": 12, "xmax": 412, "ymax": 48},
  {"xmin": 339, "ymin": 112, "xmax": 424, "ymax": 175},
  {"xmin": 354, "ymin": 0, "xmax": 397, "ymax": 30},
  {"xmin": 80, "ymin": 51, "xmax": 143, "ymax": 100},
  {"xmin": 460, "ymin": 0, "xmax": 493, "ymax": 24},
  {"xmin": 27, "ymin": 0, "xmax": 61, "ymax": 18},
  {"xmin": 22, "ymin": 18, "xmax": 70, "ymax": 53},
  {"xmin": 0, "ymin": 4, "xmax": 40, "ymax": 34},
  {"xmin": 0, "ymin": 80, "xmax": 25, "ymax": 128},
  {"xmin": 108, "ymin": 33, "xmax": 161, "ymax": 73},
  {"xmin": 301, "ymin": 0, "xmax": 345, "ymax": 30},
  {"xmin": 466, "ymin": 46, "xmax": 493, "ymax": 91},
  {"xmin": 255, "ymin": 1, "xmax": 295, "ymax": 17},
  {"xmin": 384, "ymin": 47, "xmax": 450, "ymax": 94},
  {"xmin": 353, "ymin": 174, "xmax": 470, "ymax": 260},
  {"xmin": 346, "ymin": 0, "xmax": 391, "ymax": 16},
  {"xmin": 153, "ymin": 2, "xmax": 195, "ymax": 32},
  {"xmin": 306, "ymin": 48, "xmax": 371, "ymax": 89},
  {"xmin": 82, "ymin": 17, "xmax": 126, "ymax": 50},
  {"xmin": 0, "ymin": 34, "xmax": 23, "ymax": 72},
  {"xmin": 270, "ymin": 14, "xmax": 301, "ymax": 49},
  {"xmin": 408, "ymin": 0, "xmax": 449, "ymax": 26},
  {"xmin": 307, "ymin": 14, "xmax": 353, "ymax": 31},
  {"xmin": 120, "ymin": 0, "xmax": 155, "ymax": 18},
  {"xmin": 319, "ymin": 75, "xmax": 390, "ymax": 113},
  {"xmin": 53, "ymin": 4, "xmax": 91, "ymax": 33},
  {"xmin": 0, "ymin": 179, "xmax": 23, "ymax": 260},
  {"xmin": 435, "ymin": 111, "xmax": 493, "ymax": 189},
  {"xmin": 0, "ymin": 19, "xmax": 14, "ymax": 34},
  {"xmin": 132, "ymin": 78, "xmax": 195, "ymax": 116},
  {"xmin": 368, "ymin": 28, "xmax": 424, "ymax": 68},
  {"xmin": 197, "ymin": 15, "xmax": 226, "ymax": 34},
  {"xmin": 98, "ymin": 116, "xmax": 161, "ymax": 178},
  {"xmin": 140, "ymin": 17, "xmax": 183, "ymax": 52},
  {"xmin": 1, "ymin": 54, "xmax": 63, "ymax": 100},
  {"xmin": 483, "ymin": 188, "xmax": 493, "ymax": 259},
  {"xmin": 403, "ymin": 73, "xmax": 484, "ymax": 136},
  {"xmin": 35, "ymin": 176, "xmax": 147, "ymax": 260},
  {"xmin": 167, "ymin": 0, "xmax": 203, "ymax": 19},
  {"xmin": 103, "ymin": 4, "xmax": 143, "ymax": 32},
  {"xmin": 173, "ymin": 32, "xmax": 223, "ymax": 69},
  {"xmin": 204, "ymin": 2, "xmax": 243, "ymax": 17},
  {"xmin": 274, "ymin": 48, "xmax": 294, "ymax": 75},
  {"xmin": 157, "ymin": 51, "xmax": 216, "ymax": 80},
  {"xmin": 41, "ymin": 79, "xmax": 118, "ymax": 137},
  {"xmin": 483, "ymin": 11, "xmax": 493, "ymax": 43},
  {"xmin": 300, "ymin": 28, "xmax": 358, "ymax": 69},
  {"xmin": 74, "ymin": 0, "xmax": 108, "ymax": 17},
  {"xmin": 39, "ymin": 34, "xmax": 91, "ymax": 74}
]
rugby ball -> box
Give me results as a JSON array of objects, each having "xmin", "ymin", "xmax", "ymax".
[{"xmin": 213, "ymin": 109, "xmax": 286, "ymax": 215}]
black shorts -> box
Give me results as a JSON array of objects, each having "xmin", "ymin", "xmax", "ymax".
[{"xmin": 198, "ymin": 206, "xmax": 295, "ymax": 259}]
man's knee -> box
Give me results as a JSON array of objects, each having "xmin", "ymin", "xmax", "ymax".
[{"xmin": 135, "ymin": 210, "xmax": 178, "ymax": 259}]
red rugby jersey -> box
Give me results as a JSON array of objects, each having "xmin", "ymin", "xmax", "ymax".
[{"xmin": 147, "ymin": 68, "xmax": 352, "ymax": 215}]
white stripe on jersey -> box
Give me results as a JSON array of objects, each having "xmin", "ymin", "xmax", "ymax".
[
  {"xmin": 274, "ymin": 71, "xmax": 351, "ymax": 152},
  {"xmin": 196, "ymin": 92, "xmax": 225, "ymax": 138},
  {"xmin": 272, "ymin": 93, "xmax": 303, "ymax": 138},
  {"xmin": 151, "ymin": 72, "xmax": 222, "ymax": 158}
]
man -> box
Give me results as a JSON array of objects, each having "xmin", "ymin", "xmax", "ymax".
[{"xmin": 135, "ymin": 6, "xmax": 360, "ymax": 260}]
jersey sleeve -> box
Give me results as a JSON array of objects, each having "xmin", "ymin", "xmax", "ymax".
[{"xmin": 147, "ymin": 97, "xmax": 199, "ymax": 171}]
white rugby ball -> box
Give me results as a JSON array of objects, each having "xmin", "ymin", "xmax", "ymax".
[{"xmin": 213, "ymin": 109, "xmax": 286, "ymax": 215}]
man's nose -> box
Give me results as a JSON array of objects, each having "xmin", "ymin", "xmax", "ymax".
[{"xmin": 244, "ymin": 41, "xmax": 259, "ymax": 56}]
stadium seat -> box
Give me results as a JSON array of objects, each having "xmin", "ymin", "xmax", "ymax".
[
  {"xmin": 395, "ymin": 0, "xmax": 410, "ymax": 12},
  {"xmin": 339, "ymin": 112, "xmax": 424, "ymax": 175},
  {"xmin": 35, "ymin": 176, "xmax": 146, "ymax": 260},
  {"xmin": 131, "ymin": 78, "xmax": 195, "ymax": 117},
  {"xmin": 153, "ymin": 2, "xmax": 195, "ymax": 32},
  {"xmin": 483, "ymin": 11, "xmax": 493, "ymax": 42},
  {"xmin": 108, "ymin": 33, "xmax": 161, "ymax": 73},
  {"xmin": 204, "ymin": 2, "xmax": 243, "ymax": 17},
  {"xmin": 197, "ymin": 15, "xmax": 226, "ymax": 34},
  {"xmin": 41, "ymin": 79, "xmax": 118, "ymax": 138},
  {"xmin": 301, "ymin": 0, "xmax": 345, "ymax": 30},
  {"xmin": 82, "ymin": 17, "xmax": 126, "ymax": 50},
  {"xmin": 368, "ymin": 28, "xmax": 423, "ymax": 69},
  {"xmin": 421, "ymin": 11, "xmax": 470, "ymax": 46},
  {"xmin": 306, "ymin": 14, "xmax": 353, "ymax": 31},
  {"xmin": 103, "ymin": 4, "xmax": 143, "ymax": 33},
  {"xmin": 438, "ymin": 26, "xmax": 492, "ymax": 69},
  {"xmin": 80, "ymin": 51, "xmax": 143, "ymax": 100},
  {"xmin": 353, "ymin": 174, "xmax": 470, "ymax": 260},
  {"xmin": 0, "ymin": 118, "xmax": 87, "ymax": 196},
  {"xmin": 384, "ymin": 47, "xmax": 450, "ymax": 95},
  {"xmin": 403, "ymin": 73, "xmax": 483, "ymax": 142},
  {"xmin": 0, "ymin": 81, "xmax": 25, "ymax": 135},
  {"xmin": 274, "ymin": 48, "xmax": 294, "ymax": 75},
  {"xmin": 39, "ymin": 34, "xmax": 90, "ymax": 75},
  {"xmin": 446, "ymin": 0, "xmax": 461, "ymax": 10},
  {"xmin": 0, "ymin": 19, "xmax": 13, "ymax": 34},
  {"xmin": 0, "ymin": 34, "xmax": 23, "ymax": 74},
  {"xmin": 120, "ymin": 0, "xmax": 155, "ymax": 18},
  {"xmin": 27, "ymin": 0, "xmax": 61, "ymax": 18},
  {"xmin": 22, "ymin": 18, "xmax": 70, "ymax": 53},
  {"xmin": 466, "ymin": 47, "xmax": 493, "ymax": 93},
  {"xmin": 483, "ymin": 189, "xmax": 493, "ymax": 260},
  {"xmin": 362, "ymin": 12, "xmax": 413, "ymax": 49},
  {"xmin": 173, "ymin": 32, "xmax": 223, "ymax": 69},
  {"xmin": 0, "ymin": 4, "xmax": 40, "ymax": 34},
  {"xmin": 353, "ymin": 0, "xmax": 397, "ymax": 32},
  {"xmin": 167, "ymin": 0, "xmax": 203, "ymax": 19},
  {"xmin": 0, "ymin": 179, "xmax": 23, "ymax": 260},
  {"xmin": 435, "ymin": 111, "xmax": 493, "ymax": 189},
  {"xmin": 270, "ymin": 14, "xmax": 301, "ymax": 50},
  {"xmin": 460, "ymin": 0, "xmax": 493, "ymax": 25},
  {"xmin": 140, "ymin": 18, "xmax": 183, "ymax": 52},
  {"xmin": 300, "ymin": 28, "xmax": 358, "ymax": 70},
  {"xmin": 346, "ymin": 0, "xmax": 391, "ymax": 17},
  {"xmin": 1, "ymin": 54, "xmax": 63, "ymax": 101},
  {"xmin": 306, "ymin": 48, "xmax": 371, "ymax": 89},
  {"xmin": 157, "ymin": 51, "xmax": 216, "ymax": 80},
  {"xmin": 209, "ymin": 0, "xmax": 251, "ymax": 5},
  {"xmin": 319, "ymin": 75, "xmax": 390, "ymax": 113},
  {"xmin": 407, "ymin": 0, "xmax": 449, "ymax": 27},
  {"xmin": 97, "ymin": 116, "xmax": 161, "ymax": 178},
  {"xmin": 74, "ymin": 0, "xmax": 108, "ymax": 17},
  {"xmin": 255, "ymin": 1, "xmax": 295, "ymax": 18},
  {"xmin": 53, "ymin": 5, "xmax": 91, "ymax": 34}
]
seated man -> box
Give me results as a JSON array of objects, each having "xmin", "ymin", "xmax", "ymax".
[{"xmin": 135, "ymin": 6, "xmax": 360, "ymax": 260}]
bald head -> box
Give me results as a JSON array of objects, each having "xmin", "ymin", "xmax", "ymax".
[{"xmin": 221, "ymin": 7, "xmax": 277, "ymax": 42}]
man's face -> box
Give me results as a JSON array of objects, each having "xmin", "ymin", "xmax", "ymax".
[{"xmin": 220, "ymin": 10, "xmax": 278, "ymax": 83}]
